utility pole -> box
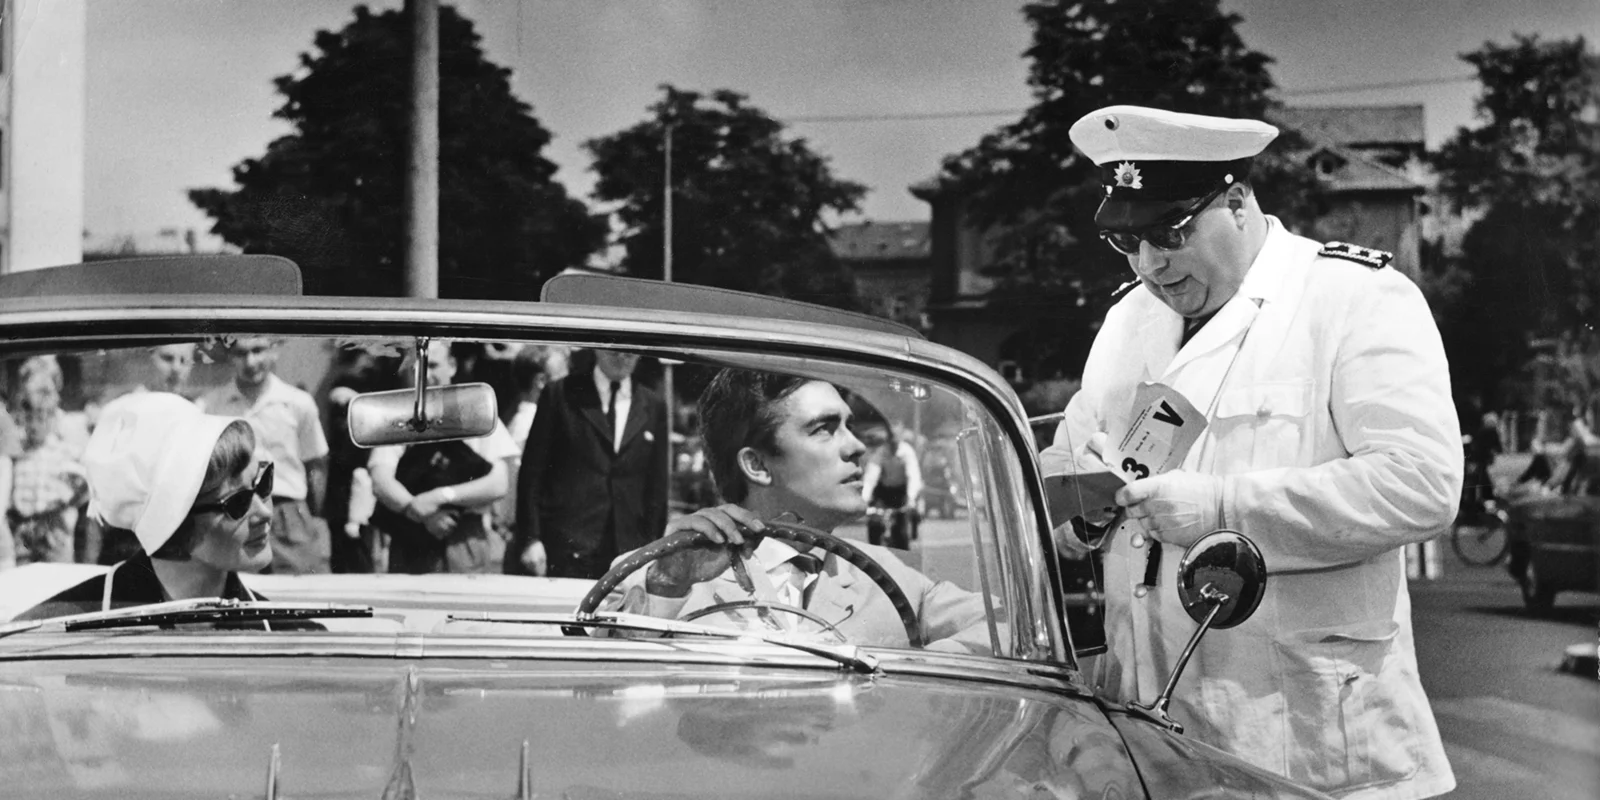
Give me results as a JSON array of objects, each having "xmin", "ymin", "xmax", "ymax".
[
  {"xmin": 662, "ymin": 121, "xmax": 676, "ymax": 496},
  {"xmin": 404, "ymin": 0, "xmax": 439, "ymax": 299}
]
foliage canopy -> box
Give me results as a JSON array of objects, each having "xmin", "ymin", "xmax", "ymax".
[
  {"xmin": 190, "ymin": 5, "xmax": 604, "ymax": 299},
  {"xmin": 937, "ymin": 0, "xmax": 1321, "ymax": 380},
  {"xmin": 1429, "ymin": 34, "xmax": 1600, "ymax": 416},
  {"xmin": 585, "ymin": 86, "xmax": 866, "ymax": 308}
]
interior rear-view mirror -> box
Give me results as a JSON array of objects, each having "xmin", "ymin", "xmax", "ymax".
[{"xmin": 347, "ymin": 383, "xmax": 498, "ymax": 448}]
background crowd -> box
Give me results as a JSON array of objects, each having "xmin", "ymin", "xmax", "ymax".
[{"xmin": 0, "ymin": 340, "xmax": 964, "ymax": 578}]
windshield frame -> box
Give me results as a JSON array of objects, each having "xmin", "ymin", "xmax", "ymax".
[{"xmin": 0, "ymin": 292, "xmax": 1070, "ymax": 664}]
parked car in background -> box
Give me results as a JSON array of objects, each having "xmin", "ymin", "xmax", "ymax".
[
  {"xmin": 1504, "ymin": 446, "xmax": 1600, "ymax": 612},
  {"xmin": 0, "ymin": 257, "xmax": 1318, "ymax": 799}
]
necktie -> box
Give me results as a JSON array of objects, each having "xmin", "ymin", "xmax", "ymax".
[
  {"xmin": 1180, "ymin": 310, "xmax": 1216, "ymax": 347},
  {"xmin": 605, "ymin": 380, "xmax": 620, "ymax": 449},
  {"xmin": 772, "ymin": 552, "xmax": 822, "ymax": 607}
]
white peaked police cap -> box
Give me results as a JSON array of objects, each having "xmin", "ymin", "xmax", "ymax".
[
  {"xmin": 83, "ymin": 391, "xmax": 246, "ymax": 554},
  {"xmin": 1068, "ymin": 105, "xmax": 1279, "ymax": 230}
]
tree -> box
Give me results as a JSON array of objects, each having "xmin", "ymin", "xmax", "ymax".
[
  {"xmin": 585, "ymin": 86, "xmax": 866, "ymax": 307},
  {"xmin": 1429, "ymin": 34, "xmax": 1600, "ymax": 419},
  {"xmin": 937, "ymin": 0, "xmax": 1321, "ymax": 379},
  {"xmin": 190, "ymin": 5, "xmax": 604, "ymax": 299}
]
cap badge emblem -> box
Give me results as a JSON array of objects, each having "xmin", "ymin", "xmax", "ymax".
[{"xmin": 1114, "ymin": 161, "xmax": 1143, "ymax": 190}]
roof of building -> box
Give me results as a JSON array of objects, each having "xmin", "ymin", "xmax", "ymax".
[
  {"xmin": 830, "ymin": 221, "xmax": 932, "ymax": 261},
  {"xmin": 1274, "ymin": 105, "xmax": 1425, "ymax": 148},
  {"xmin": 1312, "ymin": 145, "xmax": 1426, "ymax": 193}
]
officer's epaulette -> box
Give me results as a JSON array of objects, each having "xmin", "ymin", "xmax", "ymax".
[
  {"xmin": 1110, "ymin": 278, "xmax": 1142, "ymax": 301},
  {"xmin": 1318, "ymin": 241, "xmax": 1393, "ymax": 270}
]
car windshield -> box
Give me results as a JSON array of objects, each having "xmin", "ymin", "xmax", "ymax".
[{"xmin": 0, "ymin": 331, "xmax": 1056, "ymax": 662}]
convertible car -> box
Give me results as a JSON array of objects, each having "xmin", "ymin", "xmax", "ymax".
[{"xmin": 0, "ymin": 257, "xmax": 1321, "ymax": 799}]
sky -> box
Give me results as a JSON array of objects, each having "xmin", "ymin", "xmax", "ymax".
[{"xmin": 67, "ymin": 0, "xmax": 1600, "ymax": 246}]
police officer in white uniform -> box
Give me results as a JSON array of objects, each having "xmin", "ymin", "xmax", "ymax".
[{"xmin": 1044, "ymin": 106, "xmax": 1461, "ymax": 800}]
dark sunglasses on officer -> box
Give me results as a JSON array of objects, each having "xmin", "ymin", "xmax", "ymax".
[{"xmin": 1098, "ymin": 182, "xmax": 1229, "ymax": 256}]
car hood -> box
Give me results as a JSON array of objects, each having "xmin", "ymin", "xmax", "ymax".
[{"xmin": 0, "ymin": 656, "xmax": 1144, "ymax": 799}]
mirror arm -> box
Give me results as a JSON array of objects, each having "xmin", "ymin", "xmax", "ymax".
[
  {"xmin": 1124, "ymin": 583, "xmax": 1229, "ymax": 733},
  {"xmin": 411, "ymin": 336, "xmax": 430, "ymax": 431}
]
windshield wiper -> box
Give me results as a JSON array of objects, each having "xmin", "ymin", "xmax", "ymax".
[
  {"xmin": 0, "ymin": 598, "xmax": 373, "ymax": 639},
  {"xmin": 445, "ymin": 610, "xmax": 880, "ymax": 674}
]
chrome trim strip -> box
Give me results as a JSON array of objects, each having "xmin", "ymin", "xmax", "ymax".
[{"xmin": 0, "ymin": 633, "xmax": 1091, "ymax": 695}]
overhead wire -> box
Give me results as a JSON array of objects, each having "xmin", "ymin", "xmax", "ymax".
[{"xmin": 784, "ymin": 74, "xmax": 1478, "ymax": 124}]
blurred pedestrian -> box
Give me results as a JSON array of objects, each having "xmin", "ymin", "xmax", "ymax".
[
  {"xmin": 1462, "ymin": 410, "xmax": 1504, "ymax": 508},
  {"xmin": 8, "ymin": 381, "xmax": 89, "ymax": 564},
  {"xmin": 0, "ymin": 406, "xmax": 19, "ymax": 570},
  {"xmin": 1042, "ymin": 106, "xmax": 1459, "ymax": 799},
  {"xmin": 147, "ymin": 342, "xmax": 198, "ymax": 398},
  {"xmin": 321, "ymin": 348, "xmax": 390, "ymax": 573},
  {"xmin": 857, "ymin": 416, "xmax": 922, "ymax": 547},
  {"xmin": 506, "ymin": 346, "xmax": 548, "ymax": 451},
  {"xmin": 542, "ymin": 346, "xmax": 572, "ymax": 385},
  {"xmin": 510, "ymin": 348, "xmax": 668, "ymax": 578},
  {"xmin": 198, "ymin": 337, "xmax": 331, "ymax": 574}
]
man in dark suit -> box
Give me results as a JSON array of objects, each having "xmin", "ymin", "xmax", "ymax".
[{"xmin": 509, "ymin": 349, "xmax": 668, "ymax": 579}]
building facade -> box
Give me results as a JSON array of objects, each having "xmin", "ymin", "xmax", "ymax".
[
  {"xmin": 1, "ymin": 0, "xmax": 86, "ymax": 273},
  {"xmin": 830, "ymin": 220, "xmax": 934, "ymax": 332}
]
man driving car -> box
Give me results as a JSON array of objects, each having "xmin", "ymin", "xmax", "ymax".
[{"xmin": 604, "ymin": 368, "xmax": 991, "ymax": 653}]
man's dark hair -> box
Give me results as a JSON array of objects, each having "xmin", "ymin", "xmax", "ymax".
[{"xmin": 698, "ymin": 368, "xmax": 809, "ymax": 504}]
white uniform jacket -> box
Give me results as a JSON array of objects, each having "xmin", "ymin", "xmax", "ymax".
[{"xmin": 1051, "ymin": 218, "xmax": 1461, "ymax": 800}]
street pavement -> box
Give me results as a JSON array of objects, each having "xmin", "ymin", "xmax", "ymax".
[{"xmin": 1409, "ymin": 544, "xmax": 1599, "ymax": 800}]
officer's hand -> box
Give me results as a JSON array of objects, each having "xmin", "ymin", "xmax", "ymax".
[
  {"xmin": 647, "ymin": 505, "xmax": 764, "ymax": 597},
  {"xmin": 1114, "ymin": 472, "xmax": 1225, "ymax": 548}
]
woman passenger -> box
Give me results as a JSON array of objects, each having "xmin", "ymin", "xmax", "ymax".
[{"xmin": 16, "ymin": 392, "xmax": 275, "ymax": 620}]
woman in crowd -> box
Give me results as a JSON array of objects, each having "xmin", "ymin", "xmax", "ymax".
[{"xmin": 16, "ymin": 391, "xmax": 275, "ymax": 619}]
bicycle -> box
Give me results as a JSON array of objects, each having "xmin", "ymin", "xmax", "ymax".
[
  {"xmin": 865, "ymin": 505, "xmax": 917, "ymax": 550},
  {"xmin": 1450, "ymin": 463, "xmax": 1509, "ymax": 565}
]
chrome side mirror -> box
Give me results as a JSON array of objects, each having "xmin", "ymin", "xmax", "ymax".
[
  {"xmin": 1176, "ymin": 529, "xmax": 1266, "ymax": 629},
  {"xmin": 1126, "ymin": 529, "xmax": 1267, "ymax": 733}
]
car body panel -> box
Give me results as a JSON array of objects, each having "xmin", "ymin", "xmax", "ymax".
[
  {"xmin": 0, "ymin": 263, "xmax": 1332, "ymax": 798},
  {"xmin": 0, "ymin": 655, "xmax": 1146, "ymax": 800},
  {"xmin": 1106, "ymin": 711, "xmax": 1334, "ymax": 800}
]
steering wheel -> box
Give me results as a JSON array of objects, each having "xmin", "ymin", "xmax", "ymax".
[{"xmin": 572, "ymin": 519, "xmax": 923, "ymax": 647}]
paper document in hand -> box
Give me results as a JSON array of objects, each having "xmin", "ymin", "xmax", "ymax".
[
  {"xmin": 1106, "ymin": 382, "xmax": 1207, "ymax": 480},
  {"xmin": 1044, "ymin": 468, "xmax": 1127, "ymax": 526},
  {"xmin": 1043, "ymin": 381, "xmax": 1207, "ymax": 526}
]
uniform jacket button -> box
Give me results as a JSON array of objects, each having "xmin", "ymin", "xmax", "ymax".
[
  {"xmin": 1130, "ymin": 532, "xmax": 1145, "ymax": 549},
  {"xmin": 1133, "ymin": 585, "xmax": 1149, "ymax": 598}
]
